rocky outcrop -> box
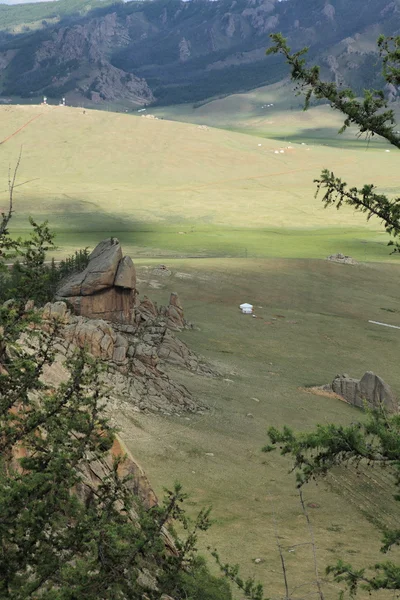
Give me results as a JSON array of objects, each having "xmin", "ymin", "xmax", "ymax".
[
  {"xmin": 327, "ymin": 253, "xmax": 358, "ymax": 265},
  {"xmin": 42, "ymin": 299, "xmax": 213, "ymax": 414},
  {"xmin": 87, "ymin": 62, "xmax": 154, "ymax": 105},
  {"xmin": 385, "ymin": 82, "xmax": 399, "ymax": 102},
  {"xmin": 7, "ymin": 402, "xmax": 176, "ymax": 559},
  {"xmin": 328, "ymin": 371, "xmax": 398, "ymax": 412},
  {"xmin": 115, "ymin": 256, "xmax": 136, "ymax": 289},
  {"xmin": 29, "ymin": 13, "xmax": 154, "ymax": 106},
  {"xmin": 179, "ymin": 37, "xmax": 191, "ymax": 62},
  {"xmin": 76, "ymin": 436, "xmax": 157, "ymax": 510},
  {"xmin": 162, "ymin": 293, "xmax": 186, "ymax": 331},
  {"xmin": 49, "ymin": 238, "xmax": 217, "ymax": 412},
  {"xmin": 136, "ymin": 296, "xmax": 158, "ymax": 322},
  {"xmin": 57, "ymin": 239, "xmax": 136, "ymax": 325}
]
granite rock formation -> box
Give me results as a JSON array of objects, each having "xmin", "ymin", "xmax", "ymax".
[
  {"xmin": 164, "ymin": 292, "xmax": 186, "ymax": 331},
  {"xmin": 57, "ymin": 238, "xmax": 136, "ymax": 324},
  {"xmin": 327, "ymin": 253, "xmax": 358, "ymax": 265},
  {"xmin": 51, "ymin": 238, "xmax": 217, "ymax": 413},
  {"xmin": 42, "ymin": 299, "xmax": 215, "ymax": 415},
  {"xmin": 327, "ymin": 371, "xmax": 398, "ymax": 412}
]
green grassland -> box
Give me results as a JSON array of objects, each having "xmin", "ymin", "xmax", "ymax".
[
  {"xmin": 1, "ymin": 104, "xmax": 399, "ymax": 261},
  {"xmin": 122, "ymin": 257, "xmax": 400, "ymax": 599},
  {"xmin": 152, "ymin": 79, "xmax": 399, "ymax": 148},
  {"xmin": 1, "ymin": 103, "xmax": 400, "ymax": 598}
]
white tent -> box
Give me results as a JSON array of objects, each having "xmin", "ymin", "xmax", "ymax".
[{"xmin": 240, "ymin": 303, "xmax": 253, "ymax": 314}]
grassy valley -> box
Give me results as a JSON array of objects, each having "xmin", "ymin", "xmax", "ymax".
[
  {"xmin": 125, "ymin": 256, "xmax": 400, "ymax": 598},
  {"xmin": 1, "ymin": 104, "xmax": 398, "ymax": 259},
  {"xmin": 1, "ymin": 102, "xmax": 400, "ymax": 598}
]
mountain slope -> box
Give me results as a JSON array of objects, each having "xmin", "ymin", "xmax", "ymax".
[{"xmin": 0, "ymin": 0, "xmax": 399, "ymax": 106}]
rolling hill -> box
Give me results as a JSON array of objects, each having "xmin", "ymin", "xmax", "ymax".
[{"xmin": 0, "ymin": 103, "xmax": 398, "ymax": 262}]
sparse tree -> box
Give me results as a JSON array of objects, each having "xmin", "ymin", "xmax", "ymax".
[
  {"xmin": 0, "ymin": 167, "xmax": 233, "ymax": 599},
  {"xmin": 264, "ymin": 33, "xmax": 400, "ymax": 597},
  {"xmin": 266, "ymin": 34, "xmax": 400, "ymax": 250}
]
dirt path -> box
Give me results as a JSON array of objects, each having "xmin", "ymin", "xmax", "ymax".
[{"xmin": 0, "ymin": 106, "xmax": 59, "ymax": 146}]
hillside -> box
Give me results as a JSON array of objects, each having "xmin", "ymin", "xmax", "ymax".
[
  {"xmin": 0, "ymin": 104, "xmax": 398, "ymax": 263},
  {"xmin": 2, "ymin": 96, "xmax": 400, "ymax": 599},
  {"xmin": 152, "ymin": 78, "xmax": 400, "ymax": 146},
  {"xmin": 0, "ymin": 0, "xmax": 115, "ymax": 32},
  {"xmin": 0, "ymin": 0, "xmax": 399, "ymax": 107}
]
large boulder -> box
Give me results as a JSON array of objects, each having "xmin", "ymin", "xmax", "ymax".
[
  {"xmin": 331, "ymin": 371, "xmax": 398, "ymax": 412},
  {"xmin": 136, "ymin": 296, "xmax": 158, "ymax": 322},
  {"xmin": 359, "ymin": 371, "xmax": 398, "ymax": 413},
  {"xmin": 332, "ymin": 374, "xmax": 360, "ymax": 406},
  {"xmin": 65, "ymin": 287, "xmax": 135, "ymax": 325},
  {"xmin": 82, "ymin": 238, "xmax": 123, "ymax": 295},
  {"xmin": 57, "ymin": 238, "xmax": 136, "ymax": 324},
  {"xmin": 58, "ymin": 238, "xmax": 123, "ymax": 297},
  {"xmin": 114, "ymin": 256, "xmax": 136, "ymax": 289}
]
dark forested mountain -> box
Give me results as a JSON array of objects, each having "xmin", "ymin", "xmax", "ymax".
[{"xmin": 0, "ymin": 0, "xmax": 399, "ymax": 107}]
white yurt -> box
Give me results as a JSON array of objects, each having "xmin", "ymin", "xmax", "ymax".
[{"xmin": 240, "ymin": 303, "xmax": 253, "ymax": 314}]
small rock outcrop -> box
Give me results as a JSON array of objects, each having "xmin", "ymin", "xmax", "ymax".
[
  {"xmin": 57, "ymin": 239, "xmax": 136, "ymax": 324},
  {"xmin": 136, "ymin": 296, "xmax": 158, "ymax": 322},
  {"xmin": 161, "ymin": 293, "xmax": 186, "ymax": 331},
  {"xmin": 327, "ymin": 253, "xmax": 358, "ymax": 265},
  {"xmin": 328, "ymin": 371, "xmax": 398, "ymax": 412}
]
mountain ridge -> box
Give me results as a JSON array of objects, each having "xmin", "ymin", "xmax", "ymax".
[{"xmin": 0, "ymin": 0, "xmax": 399, "ymax": 107}]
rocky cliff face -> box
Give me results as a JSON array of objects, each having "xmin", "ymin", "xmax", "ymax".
[
  {"xmin": 1, "ymin": 10, "xmax": 154, "ymax": 105},
  {"xmin": 1, "ymin": 0, "xmax": 398, "ymax": 105},
  {"xmin": 41, "ymin": 299, "xmax": 211, "ymax": 415},
  {"xmin": 2, "ymin": 237, "xmax": 216, "ymax": 585}
]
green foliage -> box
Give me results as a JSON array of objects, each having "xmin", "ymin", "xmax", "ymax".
[
  {"xmin": 267, "ymin": 33, "xmax": 400, "ymax": 147},
  {"xmin": 265, "ymin": 410, "xmax": 400, "ymax": 594},
  {"xmin": 58, "ymin": 247, "xmax": 90, "ymax": 279},
  {"xmin": 211, "ymin": 549, "xmax": 266, "ymax": 600},
  {"xmin": 177, "ymin": 556, "xmax": 233, "ymax": 600},
  {"xmin": 5, "ymin": 218, "xmax": 56, "ymax": 304},
  {"xmin": 265, "ymin": 412, "xmax": 400, "ymax": 488},
  {"xmin": 378, "ymin": 35, "xmax": 400, "ymax": 86},
  {"xmin": 0, "ymin": 174, "xmax": 237, "ymax": 599},
  {"xmin": 264, "ymin": 32, "xmax": 400, "ymax": 597},
  {"xmin": 0, "ymin": 234, "xmax": 90, "ymax": 305},
  {"xmin": 267, "ymin": 33, "xmax": 400, "ymax": 252}
]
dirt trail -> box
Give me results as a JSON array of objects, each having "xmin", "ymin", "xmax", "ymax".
[{"xmin": 0, "ymin": 106, "xmax": 58, "ymax": 146}]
